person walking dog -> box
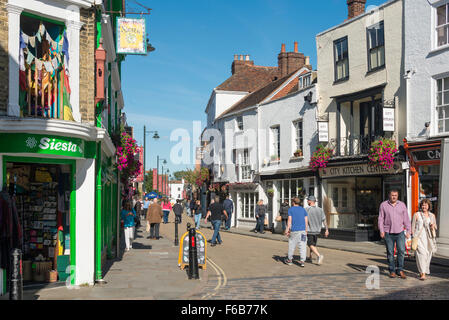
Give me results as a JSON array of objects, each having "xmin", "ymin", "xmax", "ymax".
[{"xmin": 378, "ymin": 190, "xmax": 411, "ymax": 279}]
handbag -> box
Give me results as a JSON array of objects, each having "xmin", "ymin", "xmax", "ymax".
[
  {"xmin": 275, "ymin": 215, "xmax": 282, "ymax": 222},
  {"xmin": 264, "ymin": 216, "xmax": 268, "ymax": 226},
  {"xmin": 412, "ymin": 213, "xmax": 425, "ymax": 251}
]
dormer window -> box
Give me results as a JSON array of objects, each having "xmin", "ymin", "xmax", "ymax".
[{"xmin": 299, "ymin": 74, "xmax": 311, "ymax": 89}]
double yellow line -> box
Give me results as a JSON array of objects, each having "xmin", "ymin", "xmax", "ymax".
[{"xmin": 201, "ymin": 258, "xmax": 227, "ymax": 300}]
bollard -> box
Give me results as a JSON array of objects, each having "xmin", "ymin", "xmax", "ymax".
[
  {"xmin": 174, "ymin": 216, "xmax": 179, "ymax": 246},
  {"xmin": 9, "ymin": 248, "xmax": 23, "ymax": 300},
  {"xmin": 187, "ymin": 223, "xmax": 199, "ymax": 280}
]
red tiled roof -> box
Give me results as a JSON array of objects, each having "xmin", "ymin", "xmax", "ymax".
[{"xmin": 216, "ymin": 64, "xmax": 281, "ymax": 93}]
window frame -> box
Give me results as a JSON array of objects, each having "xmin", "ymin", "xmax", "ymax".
[
  {"xmin": 436, "ymin": 3, "xmax": 449, "ymax": 48},
  {"xmin": 292, "ymin": 119, "xmax": 303, "ymax": 154},
  {"xmin": 236, "ymin": 115, "xmax": 244, "ymax": 131},
  {"xmin": 270, "ymin": 125, "xmax": 281, "ymax": 160},
  {"xmin": 333, "ymin": 36, "xmax": 350, "ymax": 83},
  {"xmin": 366, "ymin": 21, "xmax": 385, "ymax": 73},
  {"xmin": 436, "ymin": 76, "xmax": 449, "ymax": 133}
]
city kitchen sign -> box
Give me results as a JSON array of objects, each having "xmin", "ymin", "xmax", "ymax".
[
  {"xmin": 0, "ymin": 133, "xmax": 93, "ymax": 158},
  {"xmin": 319, "ymin": 162, "xmax": 402, "ymax": 178}
]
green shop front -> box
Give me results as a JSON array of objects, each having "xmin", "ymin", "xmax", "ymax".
[{"xmin": 0, "ymin": 129, "xmax": 119, "ymax": 294}]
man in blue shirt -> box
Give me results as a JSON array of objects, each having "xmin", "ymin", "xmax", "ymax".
[
  {"xmin": 223, "ymin": 195, "xmax": 234, "ymax": 230},
  {"xmin": 285, "ymin": 197, "xmax": 308, "ymax": 267}
]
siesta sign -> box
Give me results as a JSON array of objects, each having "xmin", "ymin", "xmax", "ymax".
[{"xmin": 0, "ymin": 133, "xmax": 95, "ymax": 158}]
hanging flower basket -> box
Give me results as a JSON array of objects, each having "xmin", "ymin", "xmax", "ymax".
[
  {"xmin": 116, "ymin": 131, "xmax": 141, "ymax": 183},
  {"xmin": 368, "ymin": 138, "xmax": 398, "ymax": 170},
  {"xmin": 309, "ymin": 144, "xmax": 333, "ymax": 171}
]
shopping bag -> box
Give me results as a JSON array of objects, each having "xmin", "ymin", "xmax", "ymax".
[{"xmin": 264, "ymin": 216, "xmax": 268, "ymax": 226}]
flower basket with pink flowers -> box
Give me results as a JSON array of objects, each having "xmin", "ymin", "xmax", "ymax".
[
  {"xmin": 368, "ymin": 138, "xmax": 398, "ymax": 170},
  {"xmin": 309, "ymin": 144, "xmax": 333, "ymax": 171}
]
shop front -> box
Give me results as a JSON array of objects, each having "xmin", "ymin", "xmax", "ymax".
[
  {"xmin": 260, "ymin": 170, "xmax": 318, "ymax": 233},
  {"xmin": 0, "ymin": 127, "xmax": 109, "ymax": 294},
  {"xmin": 404, "ymin": 139, "xmax": 441, "ymax": 218},
  {"xmin": 319, "ymin": 160, "xmax": 405, "ymax": 241},
  {"xmin": 229, "ymin": 183, "xmax": 260, "ymax": 230}
]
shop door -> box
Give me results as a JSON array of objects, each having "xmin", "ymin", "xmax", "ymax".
[{"xmin": 419, "ymin": 165, "xmax": 440, "ymax": 217}]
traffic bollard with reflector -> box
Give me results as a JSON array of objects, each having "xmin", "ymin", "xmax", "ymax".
[{"xmin": 187, "ymin": 223, "xmax": 199, "ymax": 279}]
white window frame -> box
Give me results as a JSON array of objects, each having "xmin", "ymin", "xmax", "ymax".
[
  {"xmin": 270, "ymin": 125, "xmax": 280, "ymax": 160},
  {"xmin": 435, "ymin": 2, "xmax": 449, "ymax": 49},
  {"xmin": 436, "ymin": 76, "xmax": 449, "ymax": 133},
  {"xmin": 292, "ymin": 119, "xmax": 303, "ymax": 155},
  {"xmin": 329, "ymin": 184, "xmax": 350, "ymax": 213},
  {"xmin": 299, "ymin": 74, "xmax": 311, "ymax": 89},
  {"xmin": 241, "ymin": 192, "xmax": 258, "ymax": 219},
  {"xmin": 367, "ymin": 21, "xmax": 385, "ymax": 71},
  {"xmin": 241, "ymin": 148, "xmax": 251, "ymax": 180}
]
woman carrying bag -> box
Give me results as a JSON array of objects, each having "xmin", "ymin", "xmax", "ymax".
[{"xmin": 411, "ymin": 199, "xmax": 438, "ymax": 281}]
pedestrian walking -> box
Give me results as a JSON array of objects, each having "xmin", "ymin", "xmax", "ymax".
[
  {"xmin": 193, "ymin": 199, "xmax": 203, "ymax": 230},
  {"xmin": 223, "ymin": 195, "xmax": 234, "ymax": 230},
  {"xmin": 285, "ymin": 197, "xmax": 308, "ymax": 267},
  {"xmin": 378, "ymin": 189, "xmax": 411, "ymax": 279},
  {"xmin": 190, "ymin": 198, "xmax": 196, "ymax": 218},
  {"xmin": 143, "ymin": 197, "xmax": 150, "ymax": 213},
  {"xmin": 205, "ymin": 196, "xmax": 227, "ymax": 246},
  {"xmin": 147, "ymin": 199, "xmax": 163, "ymax": 240},
  {"xmin": 121, "ymin": 201, "xmax": 136, "ymax": 251},
  {"xmin": 279, "ymin": 201, "xmax": 290, "ymax": 234},
  {"xmin": 173, "ymin": 199, "xmax": 184, "ymax": 224},
  {"xmin": 254, "ymin": 200, "xmax": 267, "ymax": 234},
  {"xmin": 134, "ymin": 197, "xmax": 143, "ymax": 220},
  {"xmin": 305, "ymin": 196, "xmax": 329, "ymax": 265},
  {"xmin": 186, "ymin": 199, "xmax": 191, "ymax": 217},
  {"xmin": 412, "ymin": 199, "xmax": 438, "ymax": 281},
  {"xmin": 161, "ymin": 198, "xmax": 172, "ymax": 224}
]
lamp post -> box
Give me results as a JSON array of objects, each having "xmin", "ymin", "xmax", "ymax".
[
  {"xmin": 143, "ymin": 125, "xmax": 159, "ymax": 194},
  {"xmin": 156, "ymin": 155, "xmax": 167, "ymax": 195}
]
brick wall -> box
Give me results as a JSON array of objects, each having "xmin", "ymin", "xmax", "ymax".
[
  {"xmin": 347, "ymin": 0, "xmax": 366, "ymax": 20},
  {"xmin": 0, "ymin": 0, "xmax": 8, "ymax": 115},
  {"xmin": 79, "ymin": 7, "xmax": 96, "ymax": 124}
]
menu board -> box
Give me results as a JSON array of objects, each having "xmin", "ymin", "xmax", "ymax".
[{"xmin": 178, "ymin": 230, "xmax": 207, "ymax": 270}]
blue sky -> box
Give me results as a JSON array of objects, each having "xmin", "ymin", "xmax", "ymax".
[{"xmin": 121, "ymin": 0, "xmax": 386, "ymax": 175}]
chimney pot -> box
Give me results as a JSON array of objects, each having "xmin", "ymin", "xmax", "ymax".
[
  {"xmin": 240, "ymin": 54, "xmax": 244, "ymax": 61},
  {"xmin": 245, "ymin": 55, "xmax": 250, "ymax": 61},
  {"xmin": 234, "ymin": 54, "xmax": 238, "ymax": 61},
  {"xmin": 281, "ymin": 43, "xmax": 286, "ymax": 53},
  {"xmin": 294, "ymin": 41, "xmax": 298, "ymax": 53}
]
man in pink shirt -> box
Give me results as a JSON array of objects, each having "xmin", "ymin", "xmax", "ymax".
[{"xmin": 378, "ymin": 189, "xmax": 411, "ymax": 279}]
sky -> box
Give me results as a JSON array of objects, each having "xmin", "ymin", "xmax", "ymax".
[{"xmin": 120, "ymin": 0, "xmax": 387, "ymax": 176}]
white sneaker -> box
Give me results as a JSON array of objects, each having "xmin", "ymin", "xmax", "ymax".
[
  {"xmin": 317, "ymin": 254, "xmax": 324, "ymax": 265},
  {"xmin": 125, "ymin": 248, "xmax": 130, "ymax": 252}
]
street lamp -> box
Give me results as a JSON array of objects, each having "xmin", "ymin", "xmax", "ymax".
[
  {"xmin": 157, "ymin": 155, "xmax": 167, "ymax": 195},
  {"xmin": 143, "ymin": 125, "xmax": 159, "ymax": 193}
]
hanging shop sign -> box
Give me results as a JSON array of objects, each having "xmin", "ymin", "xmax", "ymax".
[
  {"xmin": 0, "ymin": 133, "xmax": 95, "ymax": 158},
  {"xmin": 319, "ymin": 162, "xmax": 403, "ymax": 178},
  {"xmin": 383, "ymin": 108, "xmax": 395, "ymax": 132},
  {"xmin": 116, "ymin": 18, "xmax": 147, "ymax": 55},
  {"xmin": 318, "ymin": 122, "xmax": 329, "ymax": 142}
]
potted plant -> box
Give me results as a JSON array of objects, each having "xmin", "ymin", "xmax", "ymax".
[
  {"xmin": 294, "ymin": 149, "xmax": 303, "ymax": 157},
  {"xmin": 270, "ymin": 154, "xmax": 280, "ymax": 162},
  {"xmin": 267, "ymin": 188, "xmax": 274, "ymax": 197},
  {"xmin": 309, "ymin": 144, "xmax": 333, "ymax": 171},
  {"xmin": 368, "ymin": 138, "xmax": 398, "ymax": 170}
]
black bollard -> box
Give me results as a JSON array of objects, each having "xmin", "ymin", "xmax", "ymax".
[
  {"xmin": 174, "ymin": 216, "xmax": 179, "ymax": 246},
  {"xmin": 9, "ymin": 248, "xmax": 23, "ymax": 300},
  {"xmin": 187, "ymin": 223, "xmax": 199, "ymax": 279}
]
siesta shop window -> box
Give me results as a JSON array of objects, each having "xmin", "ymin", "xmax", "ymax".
[
  {"xmin": 367, "ymin": 21, "xmax": 385, "ymax": 71},
  {"xmin": 437, "ymin": 77, "xmax": 449, "ymax": 133},
  {"xmin": 437, "ymin": 3, "xmax": 449, "ymax": 47},
  {"xmin": 334, "ymin": 37, "xmax": 349, "ymax": 82}
]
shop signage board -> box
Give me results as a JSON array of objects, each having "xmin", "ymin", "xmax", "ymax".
[
  {"xmin": 116, "ymin": 18, "xmax": 147, "ymax": 55},
  {"xmin": 320, "ymin": 162, "xmax": 402, "ymax": 178},
  {"xmin": 178, "ymin": 230, "xmax": 207, "ymax": 270},
  {"xmin": 0, "ymin": 133, "xmax": 95, "ymax": 158},
  {"xmin": 411, "ymin": 148, "xmax": 441, "ymax": 162},
  {"xmin": 383, "ymin": 108, "xmax": 395, "ymax": 132},
  {"xmin": 318, "ymin": 122, "xmax": 329, "ymax": 142}
]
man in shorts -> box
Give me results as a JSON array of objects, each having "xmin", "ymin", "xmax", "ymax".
[{"xmin": 306, "ymin": 196, "xmax": 329, "ymax": 265}]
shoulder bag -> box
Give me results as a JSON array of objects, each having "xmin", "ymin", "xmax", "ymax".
[{"xmin": 411, "ymin": 213, "xmax": 424, "ymax": 251}]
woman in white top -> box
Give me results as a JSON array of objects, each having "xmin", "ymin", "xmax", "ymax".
[{"xmin": 411, "ymin": 199, "xmax": 438, "ymax": 280}]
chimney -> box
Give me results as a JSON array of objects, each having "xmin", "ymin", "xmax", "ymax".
[
  {"xmin": 232, "ymin": 54, "xmax": 254, "ymax": 75},
  {"xmin": 278, "ymin": 42, "xmax": 305, "ymax": 77},
  {"xmin": 347, "ymin": 0, "xmax": 366, "ymax": 20}
]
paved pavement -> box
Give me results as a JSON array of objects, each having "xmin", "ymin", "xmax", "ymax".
[{"xmin": 2, "ymin": 211, "xmax": 449, "ymax": 300}]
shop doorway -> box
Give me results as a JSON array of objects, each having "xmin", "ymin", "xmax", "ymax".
[
  {"xmin": 3, "ymin": 159, "xmax": 74, "ymax": 286},
  {"xmin": 419, "ymin": 165, "xmax": 440, "ymax": 217}
]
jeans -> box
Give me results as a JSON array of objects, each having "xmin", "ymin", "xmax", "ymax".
[
  {"xmin": 225, "ymin": 211, "xmax": 232, "ymax": 229},
  {"xmin": 211, "ymin": 220, "xmax": 222, "ymax": 244},
  {"xmin": 195, "ymin": 214, "xmax": 202, "ymax": 229},
  {"xmin": 150, "ymin": 223, "xmax": 160, "ymax": 238},
  {"xmin": 288, "ymin": 231, "xmax": 307, "ymax": 261},
  {"xmin": 281, "ymin": 218, "xmax": 288, "ymax": 233},
  {"xmin": 385, "ymin": 232, "xmax": 406, "ymax": 273},
  {"xmin": 163, "ymin": 210, "xmax": 170, "ymax": 223},
  {"xmin": 256, "ymin": 215, "xmax": 265, "ymax": 233}
]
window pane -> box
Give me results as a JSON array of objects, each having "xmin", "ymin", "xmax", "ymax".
[
  {"xmin": 344, "ymin": 59, "xmax": 349, "ymax": 77},
  {"xmin": 437, "ymin": 26, "xmax": 448, "ymax": 46},
  {"xmin": 444, "ymin": 77, "xmax": 449, "ymax": 90},
  {"xmin": 332, "ymin": 188, "xmax": 339, "ymax": 209},
  {"xmin": 438, "ymin": 93, "xmax": 443, "ymax": 106},
  {"xmin": 446, "ymin": 119, "xmax": 449, "ymax": 132},
  {"xmin": 379, "ymin": 46, "xmax": 385, "ymax": 66},
  {"xmin": 342, "ymin": 188, "xmax": 348, "ymax": 208},
  {"xmin": 342, "ymin": 39, "xmax": 348, "ymax": 57},
  {"xmin": 378, "ymin": 23, "xmax": 385, "ymax": 46},
  {"xmin": 438, "ymin": 79, "xmax": 443, "ymax": 92},
  {"xmin": 437, "ymin": 5, "xmax": 447, "ymax": 26},
  {"xmin": 370, "ymin": 49, "xmax": 378, "ymax": 69},
  {"xmin": 368, "ymin": 28, "xmax": 377, "ymax": 49},
  {"xmin": 438, "ymin": 107, "xmax": 444, "ymax": 119},
  {"xmin": 445, "ymin": 106, "xmax": 449, "ymax": 118},
  {"xmin": 444, "ymin": 91, "xmax": 449, "ymax": 104},
  {"xmin": 291, "ymin": 180, "xmax": 297, "ymax": 198},
  {"xmin": 439, "ymin": 120, "xmax": 444, "ymax": 132}
]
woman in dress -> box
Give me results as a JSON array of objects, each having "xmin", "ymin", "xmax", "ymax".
[{"xmin": 412, "ymin": 199, "xmax": 438, "ymax": 280}]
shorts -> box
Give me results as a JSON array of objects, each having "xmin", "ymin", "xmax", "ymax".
[{"xmin": 307, "ymin": 234, "xmax": 318, "ymax": 247}]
